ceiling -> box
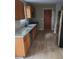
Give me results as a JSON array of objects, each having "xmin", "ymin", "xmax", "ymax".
[{"xmin": 24, "ymin": 0, "xmax": 63, "ymax": 4}]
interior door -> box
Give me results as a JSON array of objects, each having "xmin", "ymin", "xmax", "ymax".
[{"xmin": 44, "ymin": 9, "xmax": 52, "ymax": 30}]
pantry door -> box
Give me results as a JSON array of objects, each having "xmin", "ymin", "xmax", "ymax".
[{"xmin": 44, "ymin": 9, "xmax": 52, "ymax": 30}]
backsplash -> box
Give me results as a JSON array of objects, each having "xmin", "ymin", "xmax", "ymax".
[{"xmin": 15, "ymin": 19, "xmax": 28, "ymax": 31}]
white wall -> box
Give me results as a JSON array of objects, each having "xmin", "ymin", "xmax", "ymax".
[{"xmin": 15, "ymin": 19, "xmax": 28, "ymax": 31}]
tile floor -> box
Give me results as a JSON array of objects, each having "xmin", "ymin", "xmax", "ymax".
[{"xmin": 16, "ymin": 31, "xmax": 63, "ymax": 59}]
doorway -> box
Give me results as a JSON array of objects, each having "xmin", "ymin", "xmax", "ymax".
[{"xmin": 44, "ymin": 9, "xmax": 52, "ymax": 31}]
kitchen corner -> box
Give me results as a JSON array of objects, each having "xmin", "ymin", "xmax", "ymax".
[{"xmin": 15, "ymin": 19, "xmax": 37, "ymax": 57}]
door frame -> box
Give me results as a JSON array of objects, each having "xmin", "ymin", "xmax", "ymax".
[
  {"xmin": 43, "ymin": 8, "xmax": 54, "ymax": 30},
  {"xmin": 58, "ymin": 10, "xmax": 63, "ymax": 46}
]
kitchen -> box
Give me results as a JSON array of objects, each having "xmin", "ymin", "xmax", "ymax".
[{"xmin": 15, "ymin": 0, "xmax": 63, "ymax": 59}]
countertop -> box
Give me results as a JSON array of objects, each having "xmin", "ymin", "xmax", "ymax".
[{"xmin": 15, "ymin": 24, "xmax": 37, "ymax": 38}]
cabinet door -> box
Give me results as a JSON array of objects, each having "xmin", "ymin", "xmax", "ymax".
[
  {"xmin": 15, "ymin": 0, "xmax": 25, "ymax": 20},
  {"xmin": 24, "ymin": 6, "xmax": 32, "ymax": 18},
  {"xmin": 24, "ymin": 33, "xmax": 30, "ymax": 55},
  {"xmin": 15, "ymin": 37, "xmax": 25, "ymax": 57},
  {"xmin": 31, "ymin": 27, "xmax": 37, "ymax": 40},
  {"xmin": 31, "ymin": 28, "xmax": 35, "ymax": 40},
  {"xmin": 26, "ymin": 6, "xmax": 31, "ymax": 18}
]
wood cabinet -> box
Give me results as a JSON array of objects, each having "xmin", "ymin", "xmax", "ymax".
[
  {"xmin": 24, "ymin": 6, "xmax": 35, "ymax": 18},
  {"xmin": 15, "ymin": 0, "xmax": 25, "ymax": 20},
  {"xmin": 23, "ymin": 33, "xmax": 31, "ymax": 56},
  {"xmin": 31, "ymin": 26, "xmax": 37, "ymax": 40},
  {"xmin": 15, "ymin": 37, "xmax": 25, "ymax": 57},
  {"xmin": 15, "ymin": 26, "xmax": 37, "ymax": 57},
  {"xmin": 15, "ymin": 33, "xmax": 30, "ymax": 57}
]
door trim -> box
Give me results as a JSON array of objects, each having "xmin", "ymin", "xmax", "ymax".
[
  {"xmin": 43, "ymin": 8, "xmax": 54, "ymax": 30},
  {"xmin": 58, "ymin": 10, "xmax": 63, "ymax": 46}
]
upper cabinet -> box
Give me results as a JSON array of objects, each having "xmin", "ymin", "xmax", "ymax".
[
  {"xmin": 15, "ymin": 0, "xmax": 25, "ymax": 20},
  {"xmin": 24, "ymin": 5, "xmax": 35, "ymax": 19}
]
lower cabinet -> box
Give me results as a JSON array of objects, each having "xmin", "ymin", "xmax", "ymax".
[
  {"xmin": 23, "ymin": 33, "xmax": 31, "ymax": 56},
  {"xmin": 31, "ymin": 26, "xmax": 37, "ymax": 40},
  {"xmin": 15, "ymin": 26, "xmax": 37, "ymax": 57},
  {"xmin": 15, "ymin": 37, "xmax": 25, "ymax": 57},
  {"xmin": 15, "ymin": 33, "xmax": 30, "ymax": 57}
]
